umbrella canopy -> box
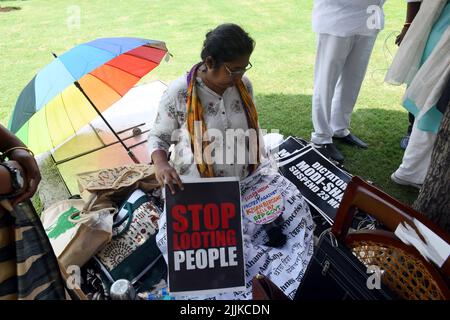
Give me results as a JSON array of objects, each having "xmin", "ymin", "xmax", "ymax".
[{"xmin": 9, "ymin": 37, "xmax": 168, "ymax": 155}]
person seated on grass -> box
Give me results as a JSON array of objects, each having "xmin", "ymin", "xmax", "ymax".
[{"xmin": 148, "ymin": 23, "xmax": 314, "ymax": 300}]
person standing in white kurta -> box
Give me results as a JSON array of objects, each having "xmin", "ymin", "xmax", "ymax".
[{"xmin": 311, "ymin": 0, "xmax": 386, "ymax": 162}]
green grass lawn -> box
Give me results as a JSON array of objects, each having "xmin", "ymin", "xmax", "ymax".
[{"xmin": 0, "ymin": 0, "xmax": 419, "ymax": 205}]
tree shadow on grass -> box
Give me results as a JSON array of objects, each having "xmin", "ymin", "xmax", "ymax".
[
  {"xmin": 0, "ymin": 0, "xmax": 25, "ymax": 12},
  {"xmin": 256, "ymin": 93, "xmax": 419, "ymax": 206},
  {"xmin": 0, "ymin": 7, "xmax": 21, "ymax": 12}
]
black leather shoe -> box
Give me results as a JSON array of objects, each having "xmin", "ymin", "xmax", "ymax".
[
  {"xmin": 334, "ymin": 133, "xmax": 368, "ymax": 148},
  {"xmin": 314, "ymin": 143, "xmax": 344, "ymax": 162}
]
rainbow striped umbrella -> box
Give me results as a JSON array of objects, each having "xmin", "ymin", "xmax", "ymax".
[{"xmin": 9, "ymin": 37, "xmax": 168, "ymax": 160}]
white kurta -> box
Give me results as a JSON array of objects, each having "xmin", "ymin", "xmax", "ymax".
[
  {"xmin": 312, "ymin": 0, "xmax": 386, "ymax": 37},
  {"xmin": 147, "ymin": 74, "xmax": 254, "ymax": 180}
]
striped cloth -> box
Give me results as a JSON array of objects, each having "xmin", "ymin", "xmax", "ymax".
[
  {"xmin": 0, "ymin": 200, "xmax": 66, "ymax": 300},
  {"xmin": 186, "ymin": 62, "xmax": 261, "ymax": 177}
]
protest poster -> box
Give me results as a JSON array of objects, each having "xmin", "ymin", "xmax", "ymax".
[
  {"xmin": 277, "ymin": 144, "xmax": 312, "ymax": 164},
  {"xmin": 165, "ymin": 177, "xmax": 245, "ymax": 296},
  {"xmin": 241, "ymin": 168, "xmax": 286, "ymax": 225},
  {"xmin": 294, "ymin": 136, "xmax": 309, "ymax": 147},
  {"xmin": 278, "ymin": 147, "xmax": 352, "ymax": 224},
  {"xmin": 270, "ymin": 136, "xmax": 307, "ymax": 160}
]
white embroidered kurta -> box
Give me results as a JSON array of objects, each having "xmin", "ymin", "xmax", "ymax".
[{"xmin": 147, "ymin": 73, "xmax": 255, "ymax": 180}]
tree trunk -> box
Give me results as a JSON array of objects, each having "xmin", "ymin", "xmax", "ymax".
[{"xmin": 414, "ymin": 101, "xmax": 450, "ymax": 233}]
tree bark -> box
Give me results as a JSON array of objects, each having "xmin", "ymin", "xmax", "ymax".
[{"xmin": 414, "ymin": 101, "xmax": 450, "ymax": 233}]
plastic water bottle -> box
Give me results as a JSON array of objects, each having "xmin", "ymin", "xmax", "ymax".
[{"xmin": 145, "ymin": 287, "xmax": 174, "ymax": 300}]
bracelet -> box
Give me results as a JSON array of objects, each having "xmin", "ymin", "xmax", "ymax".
[
  {"xmin": 1, "ymin": 146, "xmax": 34, "ymax": 161},
  {"xmin": 4, "ymin": 146, "xmax": 35, "ymax": 156},
  {"xmin": 0, "ymin": 189, "xmax": 22, "ymax": 201}
]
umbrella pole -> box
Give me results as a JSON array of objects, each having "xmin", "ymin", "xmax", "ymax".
[
  {"xmin": 51, "ymin": 53, "xmax": 106, "ymax": 148},
  {"xmin": 73, "ymin": 81, "xmax": 140, "ymax": 164}
]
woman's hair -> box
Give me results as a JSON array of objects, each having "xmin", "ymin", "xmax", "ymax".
[{"xmin": 201, "ymin": 23, "xmax": 255, "ymax": 69}]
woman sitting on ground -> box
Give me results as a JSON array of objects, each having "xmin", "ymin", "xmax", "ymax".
[{"xmin": 148, "ymin": 23, "xmax": 314, "ymax": 299}]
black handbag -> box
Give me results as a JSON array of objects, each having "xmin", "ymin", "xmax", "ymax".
[{"xmin": 294, "ymin": 230, "xmax": 395, "ymax": 300}]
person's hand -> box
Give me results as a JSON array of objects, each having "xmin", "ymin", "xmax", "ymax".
[
  {"xmin": 8, "ymin": 149, "xmax": 41, "ymax": 205},
  {"xmin": 155, "ymin": 162, "xmax": 184, "ymax": 195},
  {"xmin": 0, "ymin": 160, "xmax": 27, "ymax": 194},
  {"xmin": 395, "ymin": 25, "xmax": 410, "ymax": 46}
]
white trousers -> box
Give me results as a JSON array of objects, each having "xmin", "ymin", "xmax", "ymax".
[
  {"xmin": 311, "ymin": 33, "xmax": 377, "ymax": 144},
  {"xmin": 395, "ymin": 124, "xmax": 436, "ymax": 185}
]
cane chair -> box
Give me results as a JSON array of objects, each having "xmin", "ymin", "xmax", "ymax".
[{"xmin": 332, "ymin": 176, "xmax": 450, "ymax": 300}]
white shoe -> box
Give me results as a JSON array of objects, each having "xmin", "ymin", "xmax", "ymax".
[{"xmin": 390, "ymin": 173, "xmax": 422, "ymax": 190}]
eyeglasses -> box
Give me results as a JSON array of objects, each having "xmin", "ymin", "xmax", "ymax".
[{"xmin": 224, "ymin": 62, "xmax": 253, "ymax": 77}]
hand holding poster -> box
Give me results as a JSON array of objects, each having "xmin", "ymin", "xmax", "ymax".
[
  {"xmin": 165, "ymin": 177, "xmax": 245, "ymax": 296},
  {"xmin": 278, "ymin": 147, "xmax": 352, "ymax": 224}
]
